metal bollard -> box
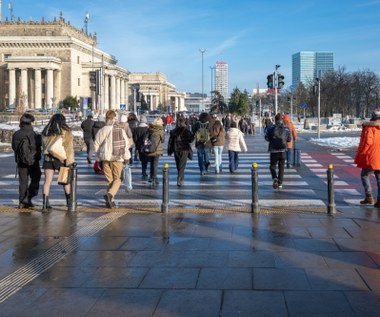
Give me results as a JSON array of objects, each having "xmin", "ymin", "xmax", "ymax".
[
  {"xmin": 327, "ymin": 164, "xmax": 336, "ymax": 215},
  {"xmin": 161, "ymin": 163, "xmax": 169, "ymax": 213},
  {"xmin": 68, "ymin": 162, "xmax": 77, "ymax": 212},
  {"xmin": 251, "ymin": 162, "xmax": 260, "ymax": 213}
]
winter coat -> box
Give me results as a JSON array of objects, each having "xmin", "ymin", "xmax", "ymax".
[
  {"xmin": 92, "ymin": 121, "xmax": 106, "ymax": 140},
  {"xmin": 282, "ymin": 116, "xmax": 297, "ymax": 149},
  {"xmin": 119, "ymin": 122, "xmax": 134, "ymax": 148},
  {"xmin": 12, "ymin": 124, "xmax": 42, "ymax": 166},
  {"xmin": 168, "ymin": 126, "xmax": 194, "ymax": 154},
  {"xmin": 225, "ymin": 127, "xmax": 247, "ymax": 152},
  {"xmin": 147, "ymin": 124, "xmax": 165, "ymax": 157},
  {"xmin": 210, "ymin": 121, "xmax": 225, "ymax": 146},
  {"xmin": 133, "ymin": 123, "xmax": 149, "ymax": 153},
  {"xmin": 354, "ymin": 120, "xmax": 380, "ymax": 170},
  {"xmin": 81, "ymin": 118, "xmax": 94, "ymax": 141},
  {"xmin": 42, "ymin": 129, "xmax": 75, "ymax": 165},
  {"xmin": 94, "ymin": 124, "xmax": 131, "ymax": 162}
]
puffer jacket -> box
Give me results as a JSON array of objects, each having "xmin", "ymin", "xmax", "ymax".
[
  {"xmin": 94, "ymin": 124, "xmax": 131, "ymax": 162},
  {"xmin": 354, "ymin": 120, "xmax": 380, "ymax": 170},
  {"xmin": 282, "ymin": 116, "xmax": 297, "ymax": 149},
  {"xmin": 147, "ymin": 124, "xmax": 165, "ymax": 157},
  {"xmin": 225, "ymin": 127, "xmax": 247, "ymax": 152},
  {"xmin": 12, "ymin": 124, "xmax": 42, "ymax": 166},
  {"xmin": 42, "ymin": 129, "xmax": 75, "ymax": 165}
]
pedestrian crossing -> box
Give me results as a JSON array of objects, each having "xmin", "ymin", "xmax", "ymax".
[{"xmin": 0, "ymin": 150, "xmax": 330, "ymax": 210}]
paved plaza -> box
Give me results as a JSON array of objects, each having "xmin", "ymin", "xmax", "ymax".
[{"xmin": 0, "ymin": 132, "xmax": 379, "ymax": 316}]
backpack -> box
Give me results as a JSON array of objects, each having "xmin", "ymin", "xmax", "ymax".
[
  {"xmin": 141, "ymin": 130, "xmax": 158, "ymax": 154},
  {"xmin": 195, "ymin": 122, "xmax": 210, "ymax": 144},
  {"xmin": 15, "ymin": 136, "xmax": 36, "ymax": 166},
  {"xmin": 271, "ymin": 125, "xmax": 288, "ymax": 150}
]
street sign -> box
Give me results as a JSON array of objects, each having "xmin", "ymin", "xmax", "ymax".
[
  {"xmin": 289, "ymin": 84, "xmax": 296, "ymax": 92},
  {"xmin": 120, "ymin": 104, "xmax": 126, "ymax": 110},
  {"xmin": 300, "ymin": 102, "xmax": 308, "ymax": 109}
]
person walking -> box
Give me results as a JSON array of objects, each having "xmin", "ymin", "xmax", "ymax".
[
  {"xmin": 94, "ymin": 110, "xmax": 131, "ymax": 209},
  {"xmin": 41, "ymin": 113, "xmax": 75, "ymax": 212},
  {"xmin": 210, "ymin": 119, "xmax": 225, "ymax": 174},
  {"xmin": 225, "ymin": 121, "xmax": 247, "ymax": 173},
  {"xmin": 193, "ymin": 112, "xmax": 212, "ymax": 176},
  {"xmin": 127, "ymin": 112, "xmax": 139, "ymax": 163},
  {"xmin": 133, "ymin": 115, "xmax": 150, "ymax": 179},
  {"xmin": 81, "ymin": 113, "xmax": 94, "ymax": 164},
  {"xmin": 11, "ymin": 113, "xmax": 42, "ymax": 209},
  {"xmin": 265, "ymin": 113, "xmax": 291, "ymax": 189},
  {"xmin": 146, "ymin": 117, "xmax": 165, "ymax": 186},
  {"xmin": 354, "ymin": 108, "xmax": 380, "ymax": 207},
  {"xmin": 282, "ymin": 114, "xmax": 298, "ymax": 168},
  {"xmin": 168, "ymin": 117, "xmax": 194, "ymax": 186}
]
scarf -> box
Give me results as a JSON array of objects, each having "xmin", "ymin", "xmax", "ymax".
[{"xmin": 112, "ymin": 125, "xmax": 125, "ymax": 158}]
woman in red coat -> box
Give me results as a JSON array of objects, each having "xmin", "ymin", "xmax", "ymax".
[{"xmin": 354, "ymin": 109, "xmax": 380, "ymax": 207}]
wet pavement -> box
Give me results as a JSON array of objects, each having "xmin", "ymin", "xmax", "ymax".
[{"xmin": 0, "ymin": 206, "xmax": 379, "ymax": 317}]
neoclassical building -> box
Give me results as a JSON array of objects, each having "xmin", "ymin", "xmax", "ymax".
[{"xmin": 0, "ymin": 13, "xmax": 185, "ymax": 113}]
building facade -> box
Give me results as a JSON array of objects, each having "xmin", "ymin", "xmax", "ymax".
[
  {"xmin": 0, "ymin": 14, "xmax": 184, "ymax": 113},
  {"xmin": 215, "ymin": 61, "xmax": 228, "ymax": 100},
  {"xmin": 292, "ymin": 51, "xmax": 334, "ymax": 87}
]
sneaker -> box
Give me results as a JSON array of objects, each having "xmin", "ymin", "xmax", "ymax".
[
  {"xmin": 278, "ymin": 184, "xmax": 283, "ymax": 189},
  {"xmin": 272, "ymin": 178, "xmax": 279, "ymax": 189},
  {"xmin": 201, "ymin": 171, "xmax": 206, "ymax": 176}
]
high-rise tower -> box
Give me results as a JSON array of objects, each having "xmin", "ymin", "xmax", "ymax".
[
  {"xmin": 292, "ymin": 51, "xmax": 334, "ymax": 87},
  {"xmin": 215, "ymin": 61, "xmax": 228, "ymax": 100}
]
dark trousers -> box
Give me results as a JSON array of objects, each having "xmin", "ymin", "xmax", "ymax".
[
  {"xmin": 228, "ymin": 150, "xmax": 239, "ymax": 172},
  {"xmin": 174, "ymin": 150, "xmax": 189, "ymax": 180},
  {"xmin": 270, "ymin": 151, "xmax": 286, "ymax": 183},
  {"xmin": 149, "ymin": 155, "xmax": 160, "ymax": 179},
  {"xmin": 18, "ymin": 163, "xmax": 42, "ymax": 203},
  {"xmin": 138, "ymin": 152, "xmax": 149, "ymax": 176}
]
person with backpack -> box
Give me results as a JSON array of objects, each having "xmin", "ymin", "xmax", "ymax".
[
  {"xmin": 193, "ymin": 112, "xmax": 212, "ymax": 176},
  {"xmin": 41, "ymin": 113, "xmax": 75, "ymax": 212},
  {"xmin": 133, "ymin": 115, "xmax": 150, "ymax": 179},
  {"xmin": 11, "ymin": 113, "xmax": 42, "ymax": 209},
  {"xmin": 225, "ymin": 121, "xmax": 247, "ymax": 173},
  {"xmin": 282, "ymin": 114, "xmax": 298, "ymax": 168},
  {"xmin": 265, "ymin": 113, "xmax": 292, "ymax": 189},
  {"xmin": 168, "ymin": 117, "xmax": 194, "ymax": 186}
]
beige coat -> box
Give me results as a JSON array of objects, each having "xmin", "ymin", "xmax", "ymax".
[
  {"xmin": 225, "ymin": 127, "xmax": 247, "ymax": 152},
  {"xmin": 42, "ymin": 129, "xmax": 75, "ymax": 165}
]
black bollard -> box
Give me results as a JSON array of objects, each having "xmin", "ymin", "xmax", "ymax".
[
  {"xmin": 327, "ymin": 164, "xmax": 336, "ymax": 215},
  {"xmin": 68, "ymin": 162, "xmax": 77, "ymax": 212},
  {"xmin": 251, "ymin": 162, "xmax": 260, "ymax": 213},
  {"xmin": 161, "ymin": 163, "xmax": 169, "ymax": 213}
]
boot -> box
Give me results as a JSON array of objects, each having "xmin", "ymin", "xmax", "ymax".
[
  {"xmin": 65, "ymin": 193, "xmax": 72, "ymax": 208},
  {"xmin": 375, "ymin": 197, "xmax": 380, "ymax": 208},
  {"xmin": 360, "ymin": 194, "xmax": 374, "ymax": 205},
  {"xmin": 41, "ymin": 194, "xmax": 51, "ymax": 213}
]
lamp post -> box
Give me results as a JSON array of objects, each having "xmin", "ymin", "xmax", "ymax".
[
  {"xmin": 316, "ymin": 77, "xmax": 321, "ymax": 139},
  {"xmin": 199, "ymin": 48, "xmax": 206, "ymax": 112},
  {"xmin": 274, "ymin": 64, "xmax": 280, "ymax": 114},
  {"xmin": 209, "ymin": 66, "xmax": 215, "ymax": 100}
]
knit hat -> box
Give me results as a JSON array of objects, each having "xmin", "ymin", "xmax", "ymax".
[
  {"xmin": 120, "ymin": 114, "xmax": 128, "ymax": 123},
  {"xmin": 140, "ymin": 115, "xmax": 148, "ymax": 123},
  {"xmin": 371, "ymin": 108, "xmax": 380, "ymax": 120}
]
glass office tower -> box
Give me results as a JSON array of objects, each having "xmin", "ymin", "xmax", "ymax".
[{"xmin": 292, "ymin": 51, "xmax": 334, "ymax": 87}]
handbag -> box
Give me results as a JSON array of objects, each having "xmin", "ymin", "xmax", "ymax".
[
  {"xmin": 123, "ymin": 166, "xmax": 133, "ymax": 191},
  {"xmin": 46, "ymin": 135, "xmax": 67, "ymax": 161},
  {"xmin": 57, "ymin": 166, "xmax": 71, "ymax": 185}
]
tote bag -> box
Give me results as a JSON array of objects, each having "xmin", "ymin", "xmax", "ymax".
[
  {"xmin": 46, "ymin": 135, "xmax": 67, "ymax": 161},
  {"xmin": 57, "ymin": 166, "xmax": 71, "ymax": 185}
]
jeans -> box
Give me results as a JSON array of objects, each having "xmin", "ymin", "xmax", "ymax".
[
  {"xmin": 228, "ymin": 150, "xmax": 239, "ymax": 172},
  {"xmin": 286, "ymin": 148, "xmax": 292, "ymax": 167},
  {"xmin": 269, "ymin": 151, "xmax": 286, "ymax": 184},
  {"xmin": 213, "ymin": 146, "xmax": 223, "ymax": 173},
  {"xmin": 197, "ymin": 148, "xmax": 210, "ymax": 173},
  {"xmin": 361, "ymin": 168, "xmax": 380, "ymax": 197}
]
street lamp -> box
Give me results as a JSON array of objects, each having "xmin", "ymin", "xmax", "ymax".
[
  {"xmin": 315, "ymin": 77, "xmax": 321, "ymax": 139},
  {"xmin": 274, "ymin": 64, "xmax": 280, "ymax": 114},
  {"xmin": 209, "ymin": 66, "xmax": 215, "ymax": 100},
  {"xmin": 199, "ymin": 48, "xmax": 206, "ymax": 112}
]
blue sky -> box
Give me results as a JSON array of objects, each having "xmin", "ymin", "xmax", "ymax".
[{"xmin": 3, "ymin": 0, "xmax": 380, "ymax": 94}]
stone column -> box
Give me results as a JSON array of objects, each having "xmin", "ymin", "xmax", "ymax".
[
  {"xmin": 120, "ymin": 78, "xmax": 125, "ymax": 107},
  {"xmin": 54, "ymin": 69, "xmax": 61, "ymax": 108},
  {"xmin": 34, "ymin": 69, "xmax": 42, "ymax": 109},
  {"xmin": 116, "ymin": 77, "xmax": 121, "ymax": 109},
  {"xmin": 8, "ymin": 68, "xmax": 16, "ymax": 107},
  {"xmin": 46, "ymin": 69, "xmax": 54, "ymax": 109},
  {"xmin": 110, "ymin": 75, "xmax": 116, "ymax": 110},
  {"xmin": 21, "ymin": 68, "xmax": 28, "ymax": 109},
  {"xmin": 104, "ymin": 74, "xmax": 109, "ymax": 111}
]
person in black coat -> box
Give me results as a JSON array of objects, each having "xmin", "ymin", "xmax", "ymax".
[
  {"xmin": 11, "ymin": 113, "xmax": 42, "ymax": 208},
  {"xmin": 81, "ymin": 114, "xmax": 94, "ymax": 164},
  {"xmin": 168, "ymin": 117, "xmax": 194, "ymax": 186},
  {"xmin": 132, "ymin": 115, "xmax": 149, "ymax": 179}
]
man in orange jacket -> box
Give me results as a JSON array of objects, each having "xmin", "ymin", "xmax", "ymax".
[{"xmin": 354, "ymin": 108, "xmax": 380, "ymax": 207}]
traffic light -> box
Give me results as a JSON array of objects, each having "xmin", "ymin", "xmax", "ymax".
[
  {"xmin": 267, "ymin": 74, "xmax": 273, "ymax": 88},
  {"xmin": 277, "ymin": 74, "xmax": 285, "ymax": 89}
]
